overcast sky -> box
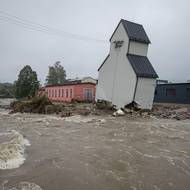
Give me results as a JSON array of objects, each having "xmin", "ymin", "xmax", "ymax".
[{"xmin": 0, "ymin": 0, "xmax": 189, "ymax": 84}]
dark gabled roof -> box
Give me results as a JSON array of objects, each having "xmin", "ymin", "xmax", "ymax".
[
  {"xmin": 110, "ymin": 19, "xmax": 151, "ymax": 44},
  {"xmin": 98, "ymin": 54, "xmax": 110, "ymax": 71},
  {"xmin": 127, "ymin": 54, "xmax": 158, "ymax": 78}
]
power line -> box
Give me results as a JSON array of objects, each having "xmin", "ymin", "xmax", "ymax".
[
  {"xmin": 0, "ymin": 12, "xmax": 107, "ymax": 43},
  {"xmin": 0, "ymin": 10, "xmax": 108, "ymax": 43}
]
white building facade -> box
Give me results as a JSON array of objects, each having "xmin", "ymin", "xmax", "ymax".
[{"xmin": 96, "ymin": 19, "xmax": 158, "ymax": 109}]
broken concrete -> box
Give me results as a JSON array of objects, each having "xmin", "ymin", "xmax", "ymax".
[
  {"xmin": 151, "ymin": 104, "xmax": 190, "ymax": 120},
  {"xmin": 113, "ymin": 109, "xmax": 125, "ymax": 117}
]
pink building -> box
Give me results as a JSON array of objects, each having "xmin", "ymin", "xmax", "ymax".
[{"xmin": 45, "ymin": 79, "xmax": 96, "ymax": 102}]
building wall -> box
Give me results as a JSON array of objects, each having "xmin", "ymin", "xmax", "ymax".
[
  {"xmin": 109, "ymin": 22, "xmax": 130, "ymax": 56},
  {"xmin": 46, "ymin": 83, "xmax": 96, "ymax": 102},
  {"xmin": 95, "ymin": 56, "xmax": 113, "ymax": 101},
  {"xmin": 46, "ymin": 86, "xmax": 74, "ymax": 102},
  {"xmin": 128, "ymin": 41, "xmax": 148, "ymax": 56},
  {"xmin": 74, "ymin": 83, "xmax": 96, "ymax": 101},
  {"xmin": 134, "ymin": 77, "xmax": 156, "ymax": 109},
  {"xmin": 96, "ymin": 21, "xmax": 156, "ymax": 109},
  {"xmin": 96, "ymin": 22, "xmax": 137, "ymax": 108},
  {"xmin": 111, "ymin": 53, "xmax": 137, "ymax": 108},
  {"xmin": 154, "ymin": 83, "xmax": 190, "ymax": 104}
]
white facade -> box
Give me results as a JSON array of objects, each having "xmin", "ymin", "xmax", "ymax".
[
  {"xmin": 96, "ymin": 20, "xmax": 157, "ymax": 109},
  {"xmin": 134, "ymin": 77, "xmax": 156, "ymax": 109},
  {"xmin": 96, "ymin": 23, "xmax": 137, "ymax": 108},
  {"xmin": 128, "ymin": 42, "xmax": 148, "ymax": 56}
]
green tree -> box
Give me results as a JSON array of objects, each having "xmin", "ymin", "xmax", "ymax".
[
  {"xmin": 45, "ymin": 66, "xmax": 58, "ymax": 85},
  {"xmin": 0, "ymin": 83, "xmax": 14, "ymax": 98},
  {"xmin": 46, "ymin": 61, "xmax": 66, "ymax": 85},
  {"xmin": 14, "ymin": 65, "xmax": 40, "ymax": 98}
]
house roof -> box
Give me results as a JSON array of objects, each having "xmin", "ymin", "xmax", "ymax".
[
  {"xmin": 110, "ymin": 19, "xmax": 151, "ymax": 44},
  {"xmin": 98, "ymin": 54, "xmax": 110, "ymax": 71},
  {"xmin": 67, "ymin": 76, "xmax": 96, "ymax": 82},
  {"xmin": 127, "ymin": 54, "xmax": 158, "ymax": 78},
  {"xmin": 157, "ymin": 83, "xmax": 190, "ymax": 86},
  {"xmin": 45, "ymin": 81, "xmax": 96, "ymax": 88}
]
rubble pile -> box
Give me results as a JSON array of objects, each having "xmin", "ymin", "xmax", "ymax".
[
  {"xmin": 122, "ymin": 104, "xmax": 190, "ymax": 120},
  {"xmin": 9, "ymin": 97, "xmax": 95, "ymax": 116},
  {"xmin": 151, "ymin": 104, "xmax": 190, "ymax": 120},
  {"xmin": 96, "ymin": 100, "xmax": 115, "ymax": 110},
  {"xmin": 60, "ymin": 104, "xmax": 92, "ymax": 117},
  {"xmin": 7, "ymin": 97, "xmax": 190, "ymax": 120},
  {"xmin": 113, "ymin": 109, "xmax": 125, "ymax": 116},
  {"xmin": 10, "ymin": 96, "xmax": 53, "ymax": 114}
]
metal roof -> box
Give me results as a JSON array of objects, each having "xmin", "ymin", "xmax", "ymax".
[
  {"xmin": 157, "ymin": 83, "xmax": 190, "ymax": 86},
  {"xmin": 45, "ymin": 81, "xmax": 96, "ymax": 87},
  {"xmin": 121, "ymin": 19, "xmax": 151, "ymax": 44},
  {"xmin": 127, "ymin": 54, "xmax": 158, "ymax": 78}
]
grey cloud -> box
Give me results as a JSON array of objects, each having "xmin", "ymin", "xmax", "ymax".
[{"xmin": 0, "ymin": 0, "xmax": 189, "ymax": 83}]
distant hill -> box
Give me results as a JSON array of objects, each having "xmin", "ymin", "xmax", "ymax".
[{"xmin": 0, "ymin": 83, "xmax": 14, "ymax": 98}]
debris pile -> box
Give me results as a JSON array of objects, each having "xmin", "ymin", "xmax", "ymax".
[
  {"xmin": 96, "ymin": 100, "xmax": 115, "ymax": 110},
  {"xmin": 9, "ymin": 97, "xmax": 95, "ymax": 116},
  {"xmin": 111, "ymin": 103, "xmax": 190, "ymax": 120},
  {"xmin": 113, "ymin": 109, "xmax": 125, "ymax": 117},
  {"xmin": 151, "ymin": 105, "xmax": 190, "ymax": 120},
  {"xmin": 7, "ymin": 96, "xmax": 190, "ymax": 120},
  {"xmin": 10, "ymin": 96, "xmax": 53, "ymax": 114}
]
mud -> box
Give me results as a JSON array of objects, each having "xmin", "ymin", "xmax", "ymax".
[{"xmin": 0, "ymin": 101, "xmax": 190, "ymax": 189}]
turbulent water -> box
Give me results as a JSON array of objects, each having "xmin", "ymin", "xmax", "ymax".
[
  {"xmin": 0, "ymin": 130, "xmax": 30, "ymax": 169},
  {"xmin": 2, "ymin": 181, "xmax": 43, "ymax": 190},
  {"xmin": 0, "ymin": 99, "xmax": 190, "ymax": 190}
]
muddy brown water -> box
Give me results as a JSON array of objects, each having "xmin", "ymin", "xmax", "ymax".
[{"xmin": 0, "ymin": 107, "xmax": 190, "ymax": 190}]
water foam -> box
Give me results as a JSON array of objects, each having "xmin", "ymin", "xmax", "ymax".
[{"xmin": 0, "ymin": 130, "xmax": 30, "ymax": 169}]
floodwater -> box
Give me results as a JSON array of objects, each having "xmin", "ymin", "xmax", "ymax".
[{"xmin": 0, "ymin": 100, "xmax": 190, "ymax": 190}]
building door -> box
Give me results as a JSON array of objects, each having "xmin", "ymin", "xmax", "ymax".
[{"xmin": 84, "ymin": 89, "xmax": 93, "ymax": 101}]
